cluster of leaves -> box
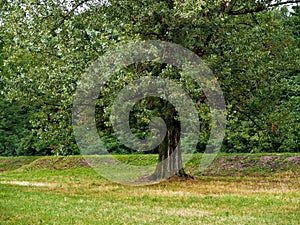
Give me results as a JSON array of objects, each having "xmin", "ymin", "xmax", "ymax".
[
  {"xmin": 211, "ymin": 7, "xmax": 300, "ymax": 152},
  {"xmin": 0, "ymin": 0, "xmax": 299, "ymax": 156}
]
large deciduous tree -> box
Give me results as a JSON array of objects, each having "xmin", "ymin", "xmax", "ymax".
[{"xmin": 1, "ymin": 0, "xmax": 299, "ymax": 179}]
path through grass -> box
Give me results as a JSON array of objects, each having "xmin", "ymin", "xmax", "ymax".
[{"xmin": 0, "ymin": 155, "xmax": 299, "ymax": 224}]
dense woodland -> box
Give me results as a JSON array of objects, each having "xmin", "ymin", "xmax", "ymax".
[{"xmin": 0, "ymin": 0, "xmax": 299, "ymax": 157}]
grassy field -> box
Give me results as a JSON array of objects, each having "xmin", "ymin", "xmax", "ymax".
[{"xmin": 0, "ymin": 154, "xmax": 299, "ymax": 224}]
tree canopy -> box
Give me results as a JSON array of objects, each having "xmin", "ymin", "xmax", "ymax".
[{"xmin": 0, "ymin": 0, "xmax": 299, "ymax": 158}]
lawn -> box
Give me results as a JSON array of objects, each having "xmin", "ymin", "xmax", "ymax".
[{"xmin": 0, "ymin": 154, "xmax": 299, "ymax": 225}]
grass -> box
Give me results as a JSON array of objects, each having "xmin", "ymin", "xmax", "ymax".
[
  {"xmin": 0, "ymin": 154, "xmax": 299, "ymax": 224},
  {"xmin": 0, "ymin": 156, "xmax": 39, "ymax": 172}
]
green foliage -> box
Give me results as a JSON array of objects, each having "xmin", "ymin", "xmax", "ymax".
[
  {"xmin": 0, "ymin": 101, "xmax": 30, "ymax": 155},
  {"xmin": 0, "ymin": 0, "xmax": 299, "ymax": 155},
  {"xmin": 211, "ymin": 8, "xmax": 300, "ymax": 153}
]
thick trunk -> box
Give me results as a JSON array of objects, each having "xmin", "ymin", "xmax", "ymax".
[
  {"xmin": 153, "ymin": 127, "xmax": 184, "ymax": 179},
  {"xmin": 152, "ymin": 105, "xmax": 189, "ymax": 180}
]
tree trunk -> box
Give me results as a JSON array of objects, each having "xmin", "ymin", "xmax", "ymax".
[{"xmin": 152, "ymin": 103, "xmax": 189, "ymax": 180}]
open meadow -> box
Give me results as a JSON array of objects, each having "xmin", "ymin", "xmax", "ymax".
[{"xmin": 0, "ymin": 154, "xmax": 299, "ymax": 225}]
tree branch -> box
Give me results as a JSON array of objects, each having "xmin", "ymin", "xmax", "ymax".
[
  {"xmin": 228, "ymin": 0, "xmax": 300, "ymax": 15},
  {"xmin": 268, "ymin": 0, "xmax": 300, "ymax": 8},
  {"xmin": 51, "ymin": 0, "xmax": 91, "ymax": 33}
]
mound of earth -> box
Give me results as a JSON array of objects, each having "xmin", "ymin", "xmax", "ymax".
[
  {"xmin": 19, "ymin": 156, "xmax": 90, "ymax": 170},
  {"xmin": 197, "ymin": 155, "xmax": 300, "ymax": 177},
  {"xmin": 1, "ymin": 155, "xmax": 299, "ymax": 178}
]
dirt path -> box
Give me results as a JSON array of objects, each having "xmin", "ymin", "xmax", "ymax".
[{"xmin": 0, "ymin": 181, "xmax": 56, "ymax": 187}]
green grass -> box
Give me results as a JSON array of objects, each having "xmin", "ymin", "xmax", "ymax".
[{"xmin": 0, "ymin": 154, "xmax": 299, "ymax": 224}]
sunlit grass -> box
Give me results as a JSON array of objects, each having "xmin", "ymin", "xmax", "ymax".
[{"xmin": 0, "ymin": 154, "xmax": 299, "ymax": 224}]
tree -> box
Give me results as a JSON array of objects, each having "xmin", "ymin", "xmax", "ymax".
[
  {"xmin": 1, "ymin": 0, "xmax": 299, "ymax": 180},
  {"xmin": 0, "ymin": 31, "xmax": 53, "ymax": 156},
  {"xmin": 91, "ymin": 0, "xmax": 300, "ymax": 178},
  {"xmin": 275, "ymin": 5, "xmax": 300, "ymax": 152},
  {"xmin": 208, "ymin": 6, "xmax": 300, "ymax": 153}
]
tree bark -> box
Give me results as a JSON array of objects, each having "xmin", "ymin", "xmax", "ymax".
[{"xmin": 151, "ymin": 103, "xmax": 189, "ymax": 180}]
